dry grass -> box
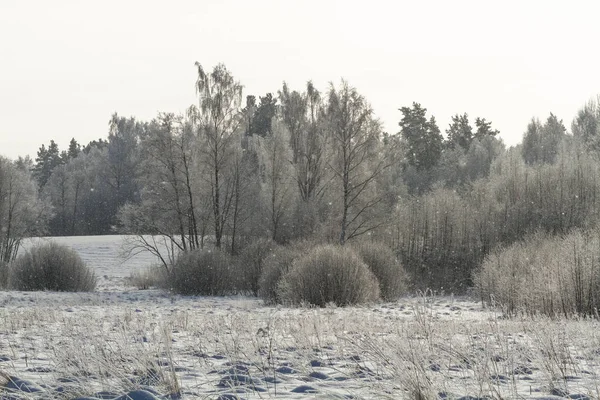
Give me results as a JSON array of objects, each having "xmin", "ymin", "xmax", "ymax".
[
  {"xmin": 0, "ymin": 292, "xmax": 600, "ymax": 398},
  {"xmin": 126, "ymin": 265, "xmax": 167, "ymax": 290}
]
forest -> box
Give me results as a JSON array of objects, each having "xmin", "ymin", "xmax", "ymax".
[{"xmin": 2, "ymin": 62, "xmax": 600, "ymax": 294}]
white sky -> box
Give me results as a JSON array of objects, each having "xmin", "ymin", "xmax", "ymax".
[{"xmin": 1, "ymin": 0, "xmax": 600, "ymax": 160}]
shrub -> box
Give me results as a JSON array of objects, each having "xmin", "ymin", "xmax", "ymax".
[
  {"xmin": 168, "ymin": 248, "xmax": 235, "ymax": 295},
  {"xmin": 237, "ymin": 238, "xmax": 279, "ymax": 296},
  {"xmin": 353, "ymin": 241, "xmax": 408, "ymax": 300},
  {"xmin": 278, "ymin": 245, "xmax": 380, "ymax": 307},
  {"xmin": 393, "ymin": 146, "xmax": 600, "ymax": 292},
  {"xmin": 474, "ymin": 230, "xmax": 600, "ymax": 317},
  {"xmin": 258, "ymin": 244, "xmax": 303, "ymax": 305},
  {"xmin": 9, "ymin": 242, "xmax": 96, "ymax": 292}
]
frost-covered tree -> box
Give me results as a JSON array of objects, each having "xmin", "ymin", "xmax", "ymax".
[
  {"xmin": 0, "ymin": 157, "xmax": 48, "ymax": 265},
  {"xmin": 327, "ymin": 81, "xmax": 388, "ymax": 245},
  {"xmin": 189, "ymin": 62, "xmax": 243, "ymax": 249},
  {"xmin": 119, "ymin": 113, "xmax": 208, "ymax": 260},
  {"xmin": 256, "ymin": 119, "xmax": 295, "ymax": 242},
  {"xmin": 522, "ymin": 113, "xmax": 566, "ymax": 165},
  {"xmin": 572, "ymin": 97, "xmax": 600, "ymax": 151},
  {"xmin": 279, "ymin": 82, "xmax": 328, "ymax": 203}
]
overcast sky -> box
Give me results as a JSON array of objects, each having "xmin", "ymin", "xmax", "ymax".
[{"xmin": 1, "ymin": 0, "xmax": 600, "ymax": 160}]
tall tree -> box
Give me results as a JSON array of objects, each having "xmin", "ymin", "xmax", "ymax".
[
  {"xmin": 279, "ymin": 81, "xmax": 327, "ymax": 202},
  {"xmin": 327, "ymin": 81, "xmax": 388, "ymax": 245},
  {"xmin": 103, "ymin": 114, "xmax": 143, "ymax": 213},
  {"xmin": 33, "ymin": 140, "xmax": 63, "ymax": 187},
  {"xmin": 119, "ymin": 113, "xmax": 207, "ymax": 263},
  {"xmin": 82, "ymin": 138, "xmax": 107, "ymax": 154},
  {"xmin": 279, "ymin": 82, "xmax": 307, "ymax": 164},
  {"xmin": 572, "ymin": 97, "xmax": 600, "ymax": 151},
  {"xmin": 227, "ymin": 146, "xmax": 260, "ymax": 253},
  {"xmin": 252, "ymin": 93, "xmax": 278, "ymax": 137},
  {"xmin": 0, "ymin": 157, "xmax": 48, "ymax": 265},
  {"xmin": 474, "ymin": 117, "xmax": 500, "ymax": 140},
  {"xmin": 189, "ymin": 62, "xmax": 243, "ymax": 249},
  {"xmin": 67, "ymin": 138, "xmax": 81, "ymax": 160},
  {"xmin": 257, "ymin": 119, "xmax": 295, "ymax": 243},
  {"xmin": 446, "ymin": 113, "xmax": 473, "ymax": 150},
  {"xmin": 242, "ymin": 95, "xmax": 257, "ymax": 137},
  {"xmin": 45, "ymin": 164, "xmax": 70, "ymax": 235},
  {"xmin": 522, "ymin": 113, "xmax": 566, "ymax": 165},
  {"xmin": 399, "ymin": 103, "xmax": 443, "ymax": 171}
]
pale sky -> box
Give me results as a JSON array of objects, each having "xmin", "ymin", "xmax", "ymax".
[{"xmin": 1, "ymin": 0, "xmax": 600, "ymax": 160}]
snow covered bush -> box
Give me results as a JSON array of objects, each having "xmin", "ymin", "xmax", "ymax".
[
  {"xmin": 169, "ymin": 248, "xmax": 235, "ymax": 295},
  {"xmin": 9, "ymin": 242, "xmax": 96, "ymax": 292},
  {"xmin": 278, "ymin": 245, "xmax": 380, "ymax": 307},
  {"xmin": 258, "ymin": 244, "xmax": 303, "ymax": 305},
  {"xmin": 353, "ymin": 241, "xmax": 408, "ymax": 300},
  {"xmin": 237, "ymin": 238, "xmax": 279, "ymax": 296}
]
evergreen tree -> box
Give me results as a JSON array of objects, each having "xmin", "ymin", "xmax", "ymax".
[
  {"xmin": 572, "ymin": 97, "xmax": 600, "ymax": 151},
  {"xmin": 242, "ymin": 95, "xmax": 257, "ymax": 136},
  {"xmin": 474, "ymin": 117, "xmax": 500, "ymax": 140},
  {"xmin": 399, "ymin": 103, "xmax": 443, "ymax": 171},
  {"xmin": 252, "ymin": 93, "xmax": 278, "ymax": 137},
  {"xmin": 33, "ymin": 140, "xmax": 64, "ymax": 187},
  {"xmin": 83, "ymin": 138, "xmax": 107, "ymax": 154},
  {"xmin": 67, "ymin": 138, "xmax": 81, "ymax": 159},
  {"xmin": 522, "ymin": 113, "xmax": 566, "ymax": 165},
  {"xmin": 446, "ymin": 113, "xmax": 473, "ymax": 150}
]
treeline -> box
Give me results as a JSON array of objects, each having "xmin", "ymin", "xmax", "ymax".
[
  {"xmin": 3, "ymin": 62, "xmax": 600, "ymax": 291},
  {"xmin": 26, "ymin": 115, "xmax": 142, "ymax": 235}
]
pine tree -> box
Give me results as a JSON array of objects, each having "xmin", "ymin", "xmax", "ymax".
[
  {"xmin": 446, "ymin": 113, "xmax": 473, "ymax": 150},
  {"xmin": 399, "ymin": 103, "xmax": 443, "ymax": 171}
]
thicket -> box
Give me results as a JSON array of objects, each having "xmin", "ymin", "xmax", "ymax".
[
  {"xmin": 390, "ymin": 144, "xmax": 600, "ymax": 291},
  {"xmin": 9, "ymin": 242, "xmax": 96, "ymax": 292},
  {"xmin": 475, "ymin": 230, "xmax": 600, "ymax": 317},
  {"xmin": 13, "ymin": 60, "xmax": 600, "ymax": 302}
]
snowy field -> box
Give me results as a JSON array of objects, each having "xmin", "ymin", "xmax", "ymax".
[{"xmin": 1, "ymin": 236, "xmax": 600, "ymax": 399}]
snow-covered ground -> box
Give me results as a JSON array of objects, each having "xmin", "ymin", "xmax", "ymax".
[{"xmin": 1, "ymin": 236, "xmax": 600, "ymax": 399}]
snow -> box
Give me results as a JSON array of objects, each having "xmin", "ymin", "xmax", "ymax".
[{"xmin": 0, "ymin": 235, "xmax": 599, "ymax": 399}]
